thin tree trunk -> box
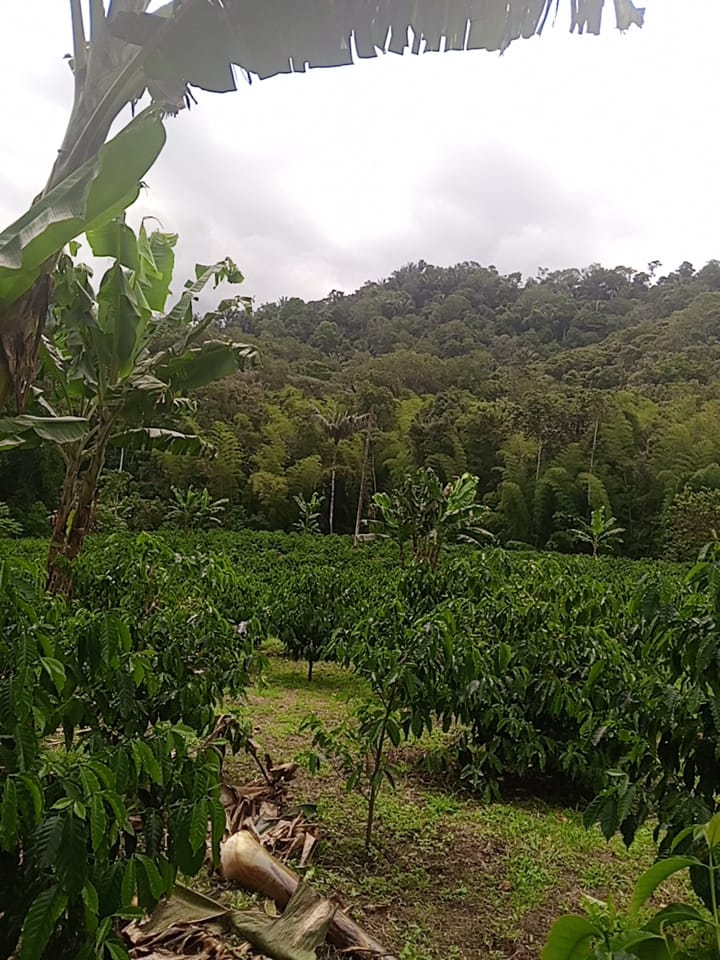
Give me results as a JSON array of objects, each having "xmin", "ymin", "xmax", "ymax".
[
  {"xmin": 535, "ymin": 438, "xmax": 544, "ymax": 482},
  {"xmin": 589, "ymin": 418, "xmax": 599, "ymax": 474},
  {"xmin": 329, "ymin": 447, "xmax": 338, "ymax": 535},
  {"xmin": 365, "ymin": 704, "xmax": 392, "ymax": 852},
  {"xmin": 353, "ymin": 414, "xmax": 373, "ymax": 548}
]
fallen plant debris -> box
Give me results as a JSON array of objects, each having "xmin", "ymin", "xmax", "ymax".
[
  {"xmin": 221, "ymin": 832, "xmax": 397, "ymax": 959},
  {"xmin": 124, "ymin": 759, "xmax": 396, "ymax": 960},
  {"xmin": 221, "ymin": 754, "xmax": 319, "ymax": 866},
  {"xmin": 126, "ymin": 881, "xmax": 333, "ymax": 960}
]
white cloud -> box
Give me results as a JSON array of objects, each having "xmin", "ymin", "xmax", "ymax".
[{"xmin": 2, "ymin": 1, "xmax": 719, "ymax": 309}]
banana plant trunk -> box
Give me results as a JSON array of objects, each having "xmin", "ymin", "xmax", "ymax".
[{"xmin": 46, "ymin": 423, "xmax": 113, "ymax": 596}]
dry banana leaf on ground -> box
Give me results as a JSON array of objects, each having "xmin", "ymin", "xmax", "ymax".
[
  {"xmin": 221, "ymin": 758, "xmax": 318, "ymax": 866},
  {"xmin": 125, "ymin": 881, "xmax": 334, "ymax": 960},
  {"xmin": 222, "ymin": 832, "xmax": 397, "ymax": 960}
]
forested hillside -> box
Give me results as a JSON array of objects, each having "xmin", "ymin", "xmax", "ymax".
[{"xmin": 3, "ymin": 258, "xmax": 720, "ymax": 558}]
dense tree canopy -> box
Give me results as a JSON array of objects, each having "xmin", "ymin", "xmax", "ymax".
[{"xmin": 2, "ymin": 256, "xmax": 720, "ymax": 558}]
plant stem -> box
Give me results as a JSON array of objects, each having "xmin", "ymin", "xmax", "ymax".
[
  {"xmin": 329, "ymin": 447, "xmax": 337, "ymax": 535},
  {"xmin": 708, "ymin": 846, "xmax": 720, "ymax": 959},
  {"xmin": 354, "ymin": 413, "xmax": 373, "ymax": 548},
  {"xmin": 365, "ymin": 703, "xmax": 392, "ymax": 852}
]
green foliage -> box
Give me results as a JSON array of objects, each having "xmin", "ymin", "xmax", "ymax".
[
  {"xmin": 4, "ymin": 526, "xmax": 720, "ymax": 904},
  {"xmin": 166, "ymin": 485, "xmax": 228, "ymax": 532},
  {"xmin": 0, "ymin": 540, "xmax": 257, "ymax": 958},
  {"xmin": 0, "ymin": 502, "xmax": 22, "ymax": 538},
  {"xmin": 372, "ymin": 468, "xmax": 492, "ymax": 568},
  {"xmin": 6, "ymin": 258, "xmax": 720, "ymax": 554},
  {"xmin": 0, "ymin": 112, "xmax": 166, "ymax": 309},
  {"xmin": 665, "ymin": 489, "xmax": 720, "ymax": 561},
  {"xmin": 302, "ymin": 565, "xmax": 478, "ymax": 849},
  {"xmin": 0, "ymin": 219, "xmax": 255, "ymax": 592},
  {"xmin": 570, "ymin": 507, "xmax": 625, "ymax": 558},
  {"xmin": 543, "ymin": 816, "xmax": 720, "ymax": 960},
  {"xmin": 293, "ymin": 492, "xmax": 324, "ymax": 535}
]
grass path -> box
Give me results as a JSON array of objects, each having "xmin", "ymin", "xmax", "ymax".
[{"xmin": 223, "ymin": 654, "xmax": 664, "ymax": 959}]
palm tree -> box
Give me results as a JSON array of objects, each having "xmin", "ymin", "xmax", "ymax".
[
  {"xmin": 314, "ymin": 408, "xmax": 369, "ymax": 534},
  {"xmin": 0, "ymin": 1, "xmax": 643, "ymax": 412}
]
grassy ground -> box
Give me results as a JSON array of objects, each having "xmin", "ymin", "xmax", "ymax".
[{"xmin": 221, "ymin": 653, "xmax": 669, "ymax": 960}]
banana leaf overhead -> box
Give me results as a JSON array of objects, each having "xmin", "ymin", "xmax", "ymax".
[
  {"xmin": 111, "ymin": 0, "xmax": 646, "ymax": 89},
  {"xmin": 0, "ymin": 0, "xmax": 644, "ymax": 411}
]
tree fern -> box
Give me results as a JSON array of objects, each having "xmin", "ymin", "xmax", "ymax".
[
  {"xmin": 500, "ymin": 481, "xmax": 532, "ymax": 543},
  {"xmin": 207, "ymin": 421, "xmax": 243, "ymax": 500}
]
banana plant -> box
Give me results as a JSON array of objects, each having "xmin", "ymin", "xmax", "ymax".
[
  {"xmin": 166, "ymin": 485, "xmax": 229, "ymax": 532},
  {"xmin": 0, "ymin": 220, "xmax": 255, "ymax": 594},
  {"xmin": 571, "ymin": 506, "xmax": 625, "ymax": 558},
  {"xmin": 543, "ymin": 815, "xmax": 720, "ymax": 960},
  {"xmin": 372, "ymin": 468, "xmax": 493, "ymax": 568},
  {"xmin": 0, "ymin": 0, "xmax": 644, "ymax": 412}
]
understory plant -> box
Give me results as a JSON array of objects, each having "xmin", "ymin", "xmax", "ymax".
[
  {"xmin": 571, "ymin": 507, "xmax": 625, "ymax": 558},
  {"xmin": 371, "ymin": 468, "xmax": 492, "ymax": 568},
  {"xmin": 543, "ymin": 815, "xmax": 720, "ymax": 960},
  {"xmin": 292, "ymin": 492, "xmax": 324, "ymax": 535},
  {"xmin": 0, "ymin": 551, "xmax": 255, "ymax": 959},
  {"xmin": 166, "ymin": 485, "xmax": 228, "ymax": 532},
  {"xmin": 0, "ymin": 219, "xmax": 254, "ymax": 595},
  {"xmin": 0, "ymin": 501, "xmax": 22, "ymax": 537},
  {"xmin": 302, "ymin": 567, "xmax": 478, "ymax": 850}
]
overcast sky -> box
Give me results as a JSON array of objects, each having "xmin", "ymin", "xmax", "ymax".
[{"xmin": 2, "ymin": 2, "xmax": 719, "ymax": 308}]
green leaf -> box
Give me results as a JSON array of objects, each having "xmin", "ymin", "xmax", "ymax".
[
  {"xmin": 541, "ymin": 915, "xmax": 598, "ymax": 960},
  {"xmin": 40, "ymin": 656, "xmax": 66, "ymax": 694},
  {"xmin": 19, "ymin": 774, "xmax": 43, "ymax": 828},
  {"xmin": 0, "ymin": 112, "xmax": 166, "ymax": 306},
  {"xmin": 87, "ymin": 219, "xmax": 140, "ymax": 272},
  {"xmin": 136, "ymin": 853, "xmax": 165, "ymax": 901},
  {"xmin": 163, "ymin": 259, "xmax": 244, "ymax": 329},
  {"xmin": 81, "ymin": 880, "xmax": 99, "ymax": 935},
  {"xmin": 14, "ymin": 723, "xmax": 37, "ymax": 773},
  {"xmin": 105, "ymin": 941, "xmax": 130, "ymax": 960},
  {"xmin": 189, "ymin": 799, "xmax": 209, "ymax": 854},
  {"xmin": 0, "ymin": 415, "xmax": 88, "ymax": 449},
  {"xmin": 137, "ymin": 225, "xmax": 177, "ymax": 311},
  {"xmin": 57, "ymin": 813, "xmax": 88, "ymax": 894},
  {"xmin": 134, "ymin": 740, "xmax": 163, "ymax": 786},
  {"xmin": 96, "ymin": 261, "xmax": 147, "ymax": 380},
  {"xmin": 121, "ymin": 856, "xmax": 137, "ymax": 908},
  {"xmin": 18, "ymin": 884, "xmax": 68, "ymax": 960},
  {"xmin": 109, "ymin": 427, "xmax": 206, "ymax": 456},
  {"xmin": 630, "ymin": 857, "xmax": 698, "ymax": 920},
  {"xmin": 209, "ymin": 797, "xmax": 226, "ymax": 865},
  {"xmin": 1, "ymin": 777, "xmax": 18, "ymax": 849},
  {"xmin": 704, "ymin": 813, "xmax": 720, "ymax": 851},
  {"xmin": 643, "ymin": 902, "xmax": 710, "ymax": 933},
  {"xmin": 89, "ymin": 794, "xmax": 108, "ymax": 854},
  {"xmin": 158, "ymin": 340, "xmax": 255, "ymax": 392}
]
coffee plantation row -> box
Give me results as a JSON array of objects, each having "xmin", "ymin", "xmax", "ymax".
[{"xmin": 2, "ymin": 530, "xmax": 719, "ymax": 958}]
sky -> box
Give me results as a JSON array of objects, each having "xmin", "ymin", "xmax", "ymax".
[{"xmin": 1, "ymin": 2, "xmax": 720, "ymax": 309}]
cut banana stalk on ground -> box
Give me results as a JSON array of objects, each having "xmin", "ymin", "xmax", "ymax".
[{"xmin": 221, "ymin": 830, "xmax": 398, "ymax": 959}]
